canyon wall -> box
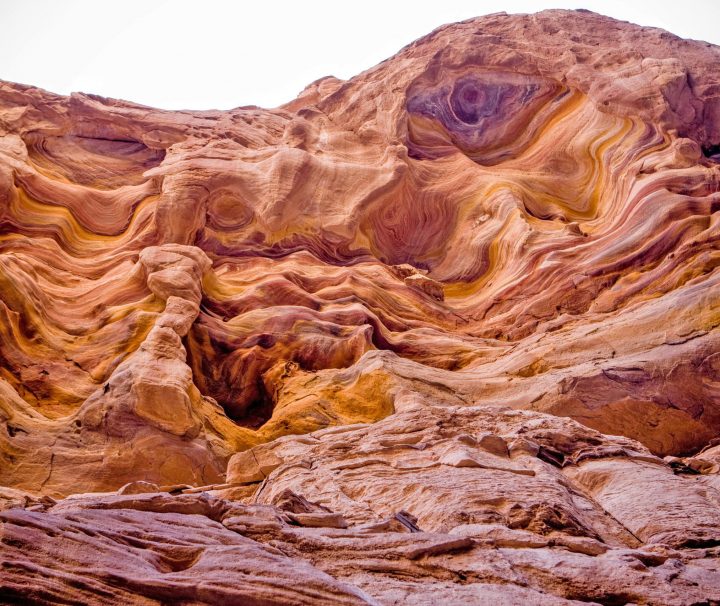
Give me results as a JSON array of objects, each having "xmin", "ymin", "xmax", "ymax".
[{"xmin": 1, "ymin": 9, "xmax": 719, "ymax": 605}]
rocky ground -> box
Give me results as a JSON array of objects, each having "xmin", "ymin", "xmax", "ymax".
[{"xmin": 4, "ymin": 401, "xmax": 720, "ymax": 604}]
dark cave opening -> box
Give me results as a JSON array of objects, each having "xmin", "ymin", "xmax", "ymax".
[
  {"xmin": 702, "ymin": 143, "xmax": 720, "ymax": 160},
  {"xmin": 183, "ymin": 332, "xmax": 276, "ymax": 430},
  {"xmin": 226, "ymin": 376, "xmax": 275, "ymax": 430}
]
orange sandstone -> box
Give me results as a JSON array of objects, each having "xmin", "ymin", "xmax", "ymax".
[{"xmin": 1, "ymin": 10, "xmax": 719, "ymax": 605}]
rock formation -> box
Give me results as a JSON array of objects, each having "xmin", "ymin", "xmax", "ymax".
[{"xmin": 1, "ymin": 9, "xmax": 719, "ymax": 605}]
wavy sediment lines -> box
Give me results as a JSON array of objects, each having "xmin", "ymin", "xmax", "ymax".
[
  {"xmin": 4, "ymin": 188, "xmax": 159, "ymax": 250},
  {"xmin": 3, "ymin": 12, "xmax": 720, "ymax": 604},
  {"xmin": 24, "ymin": 133, "xmax": 166, "ymax": 188},
  {"xmin": 436, "ymin": 94, "xmax": 656, "ymax": 324},
  {"xmin": 459, "ymin": 136, "xmax": 714, "ymax": 337},
  {"xmin": 0, "ymin": 176, "xmax": 165, "ymax": 414},
  {"xmin": 15, "ymin": 173, "xmax": 159, "ymax": 237},
  {"xmin": 193, "ymin": 251, "xmax": 483, "ymax": 422},
  {"xmin": 0, "ymin": 10, "xmax": 719, "ymax": 498}
]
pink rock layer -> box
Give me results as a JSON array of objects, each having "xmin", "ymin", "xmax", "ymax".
[{"xmin": 0, "ymin": 9, "xmax": 719, "ymax": 605}]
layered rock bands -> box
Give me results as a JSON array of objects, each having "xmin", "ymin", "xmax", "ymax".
[{"xmin": 1, "ymin": 9, "xmax": 719, "ymax": 605}]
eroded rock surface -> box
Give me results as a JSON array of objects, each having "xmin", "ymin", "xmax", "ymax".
[
  {"xmin": 1, "ymin": 8, "xmax": 720, "ymax": 604},
  {"xmin": 3, "ymin": 405, "xmax": 720, "ymax": 605}
]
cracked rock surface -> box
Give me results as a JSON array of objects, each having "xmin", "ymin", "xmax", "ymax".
[{"xmin": 3, "ymin": 404, "xmax": 720, "ymax": 605}]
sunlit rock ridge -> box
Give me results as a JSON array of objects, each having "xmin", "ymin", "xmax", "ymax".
[{"xmin": 1, "ymin": 9, "xmax": 720, "ymax": 605}]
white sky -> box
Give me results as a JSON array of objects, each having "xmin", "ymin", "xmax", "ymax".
[{"xmin": 1, "ymin": 0, "xmax": 719, "ymax": 110}]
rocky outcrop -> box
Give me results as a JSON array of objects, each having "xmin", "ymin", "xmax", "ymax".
[
  {"xmin": 1, "ymin": 8, "xmax": 719, "ymax": 604},
  {"xmin": 3, "ymin": 404, "xmax": 720, "ymax": 605}
]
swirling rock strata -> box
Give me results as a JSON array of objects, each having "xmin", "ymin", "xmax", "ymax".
[{"xmin": 1, "ymin": 9, "xmax": 720, "ymax": 604}]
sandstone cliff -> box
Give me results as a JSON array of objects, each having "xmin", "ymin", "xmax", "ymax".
[{"xmin": 1, "ymin": 9, "xmax": 719, "ymax": 605}]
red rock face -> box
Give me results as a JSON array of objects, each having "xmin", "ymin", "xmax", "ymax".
[{"xmin": 1, "ymin": 9, "xmax": 719, "ymax": 604}]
